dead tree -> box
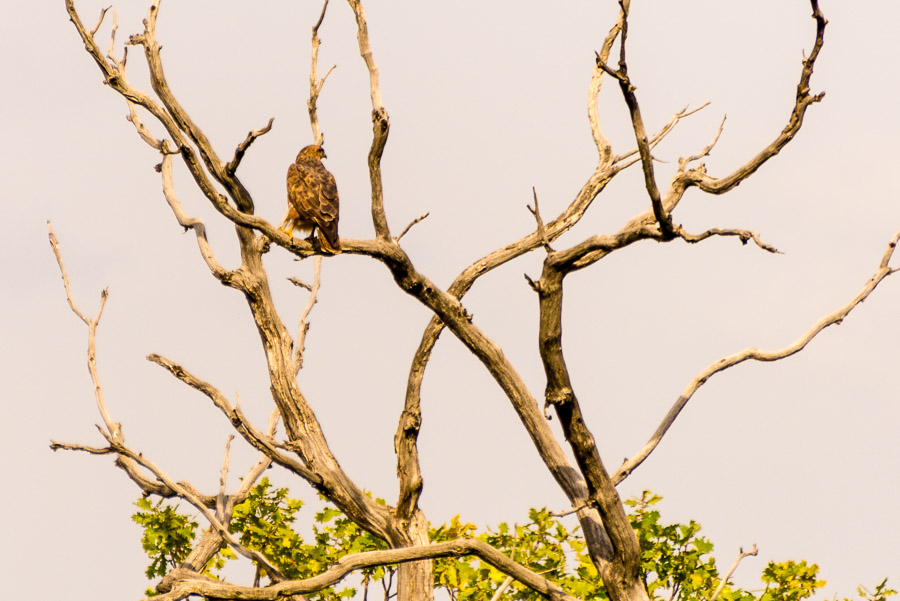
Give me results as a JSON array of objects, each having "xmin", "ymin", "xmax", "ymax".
[{"xmin": 50, "ymin": 1, "xmax": 898, "ymax": 601}]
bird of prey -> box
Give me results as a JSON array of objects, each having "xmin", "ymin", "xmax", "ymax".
[{"xmin": 281, "ymin": 144, "xmax": 341, "ymax": 253}]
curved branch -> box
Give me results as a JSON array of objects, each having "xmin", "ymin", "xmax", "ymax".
[
  {"xmin": 613, "ymin": 225, "xmax": 900, "ymax": 483},
  {"xmin": 588, "ymin": 5, "xmax": 625, "ymax": 163},
  {"xmin": 227, "ymin": 117, "xmax": 275, "ymax": 175},
  {"xmin": 155, "ymin": 538, "xmax": 578, "ymax": 601},
  {"xmin": 674, "ymin": 0, "xmax": 827, "ymax": 196}
]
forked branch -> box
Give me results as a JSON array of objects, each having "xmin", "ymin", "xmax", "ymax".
[{"xmin": 709, "ymin": 545, "xmax": 759, "ymax": 601}]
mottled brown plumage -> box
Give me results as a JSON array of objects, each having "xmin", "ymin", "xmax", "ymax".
[{"xmin": 281, "ymin": 145, "xmax": 340, "ymax": 253}]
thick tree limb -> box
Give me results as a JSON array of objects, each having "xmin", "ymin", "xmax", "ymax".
[
  {"xmin": 613, "ymin": 225, "xmax": 900, "ymax": 483},
  {"xmin": 150, "ymin": 538, "xmax": 578, "ymax": 601}
]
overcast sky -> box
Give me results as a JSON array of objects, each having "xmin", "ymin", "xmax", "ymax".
[{"xmin": 2, "ymin": 1, "xmax": 898, "ymax": 599}]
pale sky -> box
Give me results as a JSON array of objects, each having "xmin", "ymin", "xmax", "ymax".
[{"xmin": 2, "ymin": 1, "xmax": 898, "ymax": 599}]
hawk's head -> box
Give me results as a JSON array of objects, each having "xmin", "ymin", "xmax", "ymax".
[{"xmin": 297, "ymin": 145, "xmax": 327, "ymax": 162}]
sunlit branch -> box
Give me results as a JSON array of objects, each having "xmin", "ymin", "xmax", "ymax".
[
  {"xmin": 345, "ymin": 0, "xmax": 391, "ymax": 239},
  {"xmin": 709, "ymin": 545, "xmax": 759, "ymax": 601},
  {"xmin": 150, "ymin": 538, "xmax": 578, "ymax": 601},
  {"xmin": 673, "ymin": 0, "xmax": 827, "ymax": 197},
  {"xmin": 599, "ymin": 0, "xmax": 674, "ymax": 238},
  {"xmin": 613, "ymin": 225, "xmax": 900, "ymax": 484},
  {"xmin": 47, "ymin": 222, "xmax": 119, "ymax": 442}
]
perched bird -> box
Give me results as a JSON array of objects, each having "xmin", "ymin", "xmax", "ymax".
[{"xmin": 281, "ymin": 144, "xmax": 341, "ymax": 253}]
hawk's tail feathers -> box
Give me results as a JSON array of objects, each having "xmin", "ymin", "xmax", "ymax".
[{"xmin": 318, "ymin": 224, "xmax": 341, "ymax": 254}]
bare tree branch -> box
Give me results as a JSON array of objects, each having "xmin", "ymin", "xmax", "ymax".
[
  {"xmin": 671, "ymin": 1, "xmax": 827, "ymax": 197},
  {"xmin": 679, "ymin": 115, "xmax": 727, "ymax": 168},
  {"xmin": 294, "ymin": 256, "xmax": 323, "ymax": 374},
  {"xmin": 160, "ymin": 415, "xmax": 280, "ymax": 591},
  {"xmin": 600, "ymin": 0, "xmax": 674, "ymax": 238},
  {"xmin": 97, "ymin": 428, "xmax": 286, "ymax": 580},
  {"xmin": 146, "ymin": 353, "xmax": 323, "ymax": 486},
  {"xmin": 612, "ymin": 102, "xmax": 711, "ymax": 166},
  {"xmin": 395, "ymin": 212, "xmax": 430, "ymax": 243},
  {"xmin": 527, "ymin": 188, "xmax": 552, "ymax": 253},
  {"xmin": 47, "ymin": 222, "xmax": 120, "ymax": 442},
  {"xmin": 588, "ymin": 5, "xmax": 625, "ymax": 163},
  {"xmin": 227, "ymin": 117, "xmax": 275, "ymax": 176},
  {"xmin": 709, "ymin": 545, "xmax": 759, "ymax": 601},
  {"xmin": 49, "ymin": 441, "xmax": 112, "ymax": 455},
  {"xmin": 152, "ymin": 538, "xmax": 578, "ymax": 601},
  {"xmin": 216, "ymin": 435, "xmax": 235, "ymax": 522},
  {"xmin": 346, "ymin": 0, "xmax": 391, "ymax": 239},
  {"xmin": 613, "ymin": 225, "xmax": 900, "ymax": 484},
  {"xmin": 676, "ymin": 226, "xmax": 779, "ymax": 254},
  {"xmin": 308, "ymin": 0, "xmax": 334, "ymax": 146}
]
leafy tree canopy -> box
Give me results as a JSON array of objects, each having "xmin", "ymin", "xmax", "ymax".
[{"xmin": 133, "ymin": 484, "xmax": 896, "ymax": 601}]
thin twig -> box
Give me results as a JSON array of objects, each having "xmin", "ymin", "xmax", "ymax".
[
  {"xmin": 527, "ymin": 187, "xmax": 552, "ymax": 252},
  {"xmin": 294, "ymin": 255, "xmax": 323, "ymax": 374},
  {"xmin": 395, "ymin": 212, "xmax": 430, "ymax": 242},
  {"xmin": 490, "ymin": 576, "xmax": 516, "ymax": 601},
  {"xmin": 89, "ymin": 6, "xmax": 110, "ymax": 38},
  {"xmin": 105, "ymin": 7, "xmax": 118, "ymax": 62},
  {"xmin": 680, "ymin": 115, "xmax": 727, "ymax": 167},
  {"xmin": 308, "ymin": 0, "xmax": 333, "ymax": 145},
  {"xmin": 49, "ymin": 441, "xmax": 113, "ymax": 455},
  {"xmin": 709, "ymin": 545, "xmax": 759, "ymax": 601},
  {"xmin": 47, "ymin": 222, "xmax": 121, "ymax": 442},
  {"xmin": 216, "ymin": 435, "xmax": 235, "ymax": 522},
  {"xmin": 227, "ymin": 117, "xmax": 275, "ymax": 175},
  {"xmin": 677, "ymin": 226, "xmax": 780, "ymax": 254},
  {"xmin": 288, "ymin": 277, "xmax": 313, "ymax": 292}
]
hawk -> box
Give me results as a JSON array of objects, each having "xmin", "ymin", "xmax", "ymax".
[{"xmin": 281, "ymin": 144, "xmax": 341, "ymax": 253}]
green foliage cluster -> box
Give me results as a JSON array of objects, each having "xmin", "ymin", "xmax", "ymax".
[{"xmin": 133, "ymin": 486, "xmax": 895, "ymax": 601}]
